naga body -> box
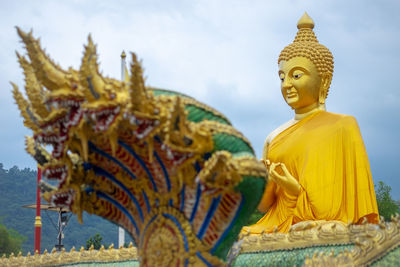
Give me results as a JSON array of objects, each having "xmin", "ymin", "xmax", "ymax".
[{"xmin": 12, "ymin": 28, "xmax": 266, "ymax": 266}]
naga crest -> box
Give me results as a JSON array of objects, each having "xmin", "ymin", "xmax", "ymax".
[{"xmin": 12, "ymin": 28, "xmax": 266, "ymax": 266}]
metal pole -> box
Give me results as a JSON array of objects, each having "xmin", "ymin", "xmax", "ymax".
[
  {"xmin": 121, "ymin": 50, "xmax": 127, "ymax": 81},
  {"xmin": 55, "ymin": 208, "xmax": 64, "ymax": 251},
  {"xmin": 118, "ymin": 50, "xmax": 127, "ymax": 248},
  {"xmin": 34, "ymin": 166, "xmax": 42, "ymax": 254}
]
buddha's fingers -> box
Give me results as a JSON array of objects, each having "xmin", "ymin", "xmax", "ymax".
[
  {"xmin": 280, "ymin": 163, "xmax": 292, "ymax": 178},
  {"xmin": 261, "ymin": 159, "xmax": 271, "ymax": 172},
  {"xmin": 270, "ymin": 169, "xmax": 287, "ymax": 184},
  {"xmin": 269, "ymin": 162, "xmax": 278, "ymax": 173}
]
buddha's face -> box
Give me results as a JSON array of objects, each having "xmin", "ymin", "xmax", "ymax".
[{"xmin": 278, "ymin": 57, "xmax": 322, "ymax": 113}]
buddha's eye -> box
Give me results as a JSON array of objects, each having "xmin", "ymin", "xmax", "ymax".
[
  {"xmin": 279, "ymin": 73, "xmax": 285, "ymax": 82},
  {"xmin": 293, "ymin": 71, "xmax": 304, "ymax": 79}
]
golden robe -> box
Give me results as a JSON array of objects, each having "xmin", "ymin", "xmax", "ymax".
[{"xmin": 247, "ymin": 111, "xmax": 379, "ymax": 234}]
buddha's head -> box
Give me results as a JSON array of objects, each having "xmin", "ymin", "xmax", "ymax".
[{"xmin": 278, "ymin": 13, "xmax": 334, "ymax": 113}]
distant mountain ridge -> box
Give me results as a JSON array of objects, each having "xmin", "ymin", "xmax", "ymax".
[{"xmin": 0, "ymin": 164, "xmax": 132, "ymax": 253}]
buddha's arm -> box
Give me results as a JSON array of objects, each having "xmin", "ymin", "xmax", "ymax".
[
  {"xmin": 257, "ymin": 181, "xmax": 276, "ymax": 213},
  {"xmin": 257, "ymin": 141, "xmax": 277, "ymax": 213}
]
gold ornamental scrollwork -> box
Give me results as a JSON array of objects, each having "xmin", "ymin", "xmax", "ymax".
[
  {"xmin": 238, "ymin": 216, "xmax": 400, "ymax": 267},
  {"xmin": 0, "ymin": 244, "xmax": 138, "ymax": 267},
  {"xmin": 240, "ymin": 220, "xmax": 351, "ymax": 252},
  {"xmin": 304, "ymin": 216, "xmax": 400, "ymax": 266}
]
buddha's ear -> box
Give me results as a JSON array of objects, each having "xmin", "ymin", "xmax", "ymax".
[{"xmin": 319, "ymin": 73, "xmax": 332, "ymax": 105}]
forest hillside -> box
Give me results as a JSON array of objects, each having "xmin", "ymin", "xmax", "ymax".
[{"xmin": 0, "ymin": 164, "xmax": 133, "ymax": 253}]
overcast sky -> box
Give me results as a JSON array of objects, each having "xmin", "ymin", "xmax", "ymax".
[{"xmin": 1, "ymin": 0, "xmax": 399, "ymax": 197}]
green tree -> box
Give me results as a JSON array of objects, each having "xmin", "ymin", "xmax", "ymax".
[
  {"xmin": 0, "ymin": 223, "xmax": 26, "ymax": 256},
  {"xmin": 375, "ymin": 181, "xmax": 400, "ymax": 221},
  {"xmin": 86, "ymin": 233, "xmax": 103, "ymax": 250}
]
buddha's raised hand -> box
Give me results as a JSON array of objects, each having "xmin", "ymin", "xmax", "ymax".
[{"xmin": 269, "ymin": 162, "xmax": 300, "ymax": 196}]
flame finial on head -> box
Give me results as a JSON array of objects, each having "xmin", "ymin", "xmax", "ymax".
[{"xmin": 297, "ymin": 12, "xmax": 314, "ymax": 29}]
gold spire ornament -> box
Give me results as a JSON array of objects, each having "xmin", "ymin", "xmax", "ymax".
[{"xmin": 120, "ymin": 50, "xmax": 126, "ymax": 59}]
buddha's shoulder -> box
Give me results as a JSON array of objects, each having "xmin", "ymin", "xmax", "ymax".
[
  {"xmin": 264, "ymin": 119, "xmax": 297, "ymax": 146},
  {"xmin": 319, "ymin": 111, "xmax": 359, "ymax": 128}
]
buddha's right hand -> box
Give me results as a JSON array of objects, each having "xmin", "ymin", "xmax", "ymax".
[{"xmin": 269, "ymin": 162, "xmax": 301, "ymax": 197}]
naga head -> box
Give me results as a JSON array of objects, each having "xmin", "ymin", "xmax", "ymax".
[{"xmin": 12, "ymin": 28, "xmax": 129, "ymax": 211}]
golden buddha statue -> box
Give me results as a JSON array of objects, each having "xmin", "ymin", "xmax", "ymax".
[{"xmin": 244, "ymin": 13, "xmax": 379, "ymax": 234}]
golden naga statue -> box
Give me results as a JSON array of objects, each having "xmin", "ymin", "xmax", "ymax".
[
  {"xmin": 11, "ymin": 25, "xmax": 266, "ymax": 265},
  {"xmin": 243, "ymin": 13, "xmax": 379, "ymax": 234}
]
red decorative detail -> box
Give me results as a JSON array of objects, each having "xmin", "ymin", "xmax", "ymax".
[{"xmin": 34, "ymin": 167, "xmax": 41, "ymax": 254}]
